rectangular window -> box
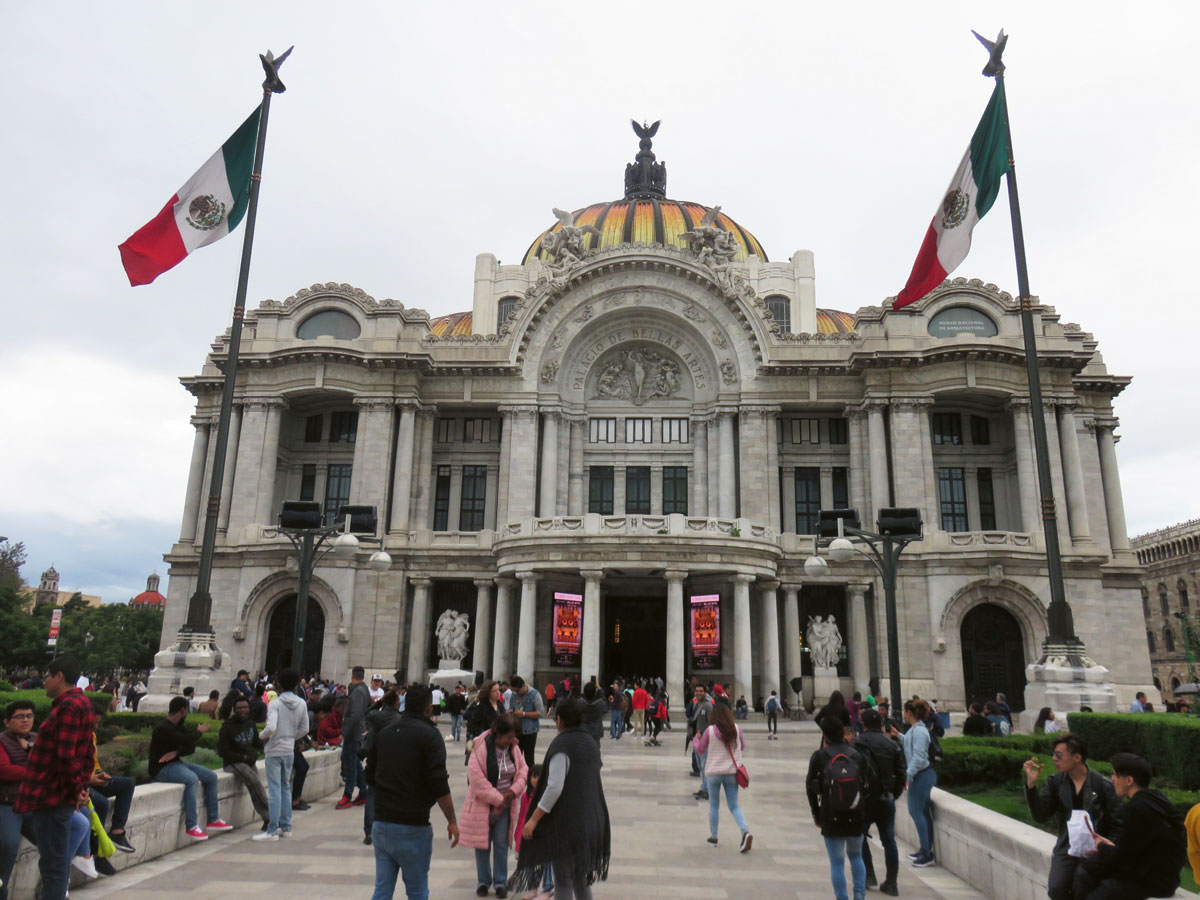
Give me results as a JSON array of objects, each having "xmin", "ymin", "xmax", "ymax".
[
  {"xmin": 663, "ymin": 417, "xmax": 690, "ymax": 443},
  {"xmin": 625, "ymin": 466, "xmax": 651, "ymax": 514},
  {"xmin": 436, "ymin": 417, "xmax": 456, "ymax": 443},
  {"xmin": 329, "ymin": 410, "xmax": 358, "ymax": 443},
  {"xmin": 931, "ymin": 413, "xmax": 962, "ymax": 445},
  {"xmin": 938, "ymin": 467, "xmax": 969, "ymax": 531},
  {"xmin": 832, "ymin": 467, "xmax": 849, "ymax": 510},
  {"xmin": 589, "ymin": 417, "xmax": 616, "ymax": 443},
  {"xmin": 304, "ymin": 414, "xmax": 324, "ymax": 443},
  {"xmin": 970, "ymin": 415, "xmax": 991, "ymax": 446},
  {"xmin": 588, "ymin": 466, "xmax": 614, "ymax": 514},
  {"xmin": 663, "ymin": 466, "xmax": 689, "ymax": 515},
  {"xmin": 794, "ymin": 467, "xmax": 820, "ymax": 535},
  {"xmin": 977, "ymin": 467, "xmax": 997, "ymax": 530},
  {"xmin": 791, "ymin": 418, "xmax": 820, "ymax": 444},
  {"xmin": 462, "ymin": 418, "xmax": 492, "ymax": 443},
  {"xmin": 299, "ymin": 464, "xmax": 316, "ymax": 502},
  {"xmin": 323, "ymin": 463, "xmax": 353, "ymax": 526},
  {"xmin": 433, "ymin": 465, "xmax": 452, "ymax": 531},
  {"xmin": 625, "ymin": 417, "xmax": 653, "ymax": 443},
  {"xmin": 459, "ymin": 465, "xmax": 487, "ymax": 532},
  {"xmin": 827, "ymin": 418, "xmax": 848, "ymax": 445}
]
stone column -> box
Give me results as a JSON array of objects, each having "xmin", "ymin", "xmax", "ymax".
[
  {"xmin": 472, "ymin": 578, "xmax": 493, "ymax": 677},
  {"xmin": 738, "ymin": 409, "xmax": 770, "ymax": 526},
  {"xmin": 406, "ymin": 577, "xmax": 432, "ymax": 683},
  {"xmin": 194, "ymin": 415, "xmax": 220, "ymax": 543},
  {"xmin": 889, "ymin": 400, "xmax": 932, "ymax": 530},
  {"xmin": 780, "ymin": 467, "xmax": 797, "ymax": 533},
  {"xmin": 504, "ymin": 407, "xmax": 539, "ymax": 520},
  {"xmin": 567, "ymin": 416, "xmax": 585, "ymax": 515},
  {"xmin": 179, "ymin": 417, "xmax": 210, "ymax": 542},
  {"xmin": 866, "ymin": 401, "xmax": 890, "ymax": 519},
  {"xmin": 733, "ymin": 573, "xmax": 755, "ymax": 702},
  {"xmin": 1057, "ymin": 404, "xmax": 1092, "ymax": 542},
  {"xmin": 917, "ymin": 401, "xmax": 939, "ymax": 531},
  {"xmin": 227, "ymin": 401, "xmax": 267, "ymax": 535},
  {"xmin": 1008, "ymin": 398, "xmax": 1040, "ymax": 533},
  {"xmin": 411, "ymin": 409, "xmax": 437, "ymax": 530},
  {"xmin": 252, "ymin": 401, "xmax": 284, "ymax": 526},
  {"xmin": 539, "ymin": 411, "xmax": 559, "ymax": 517},
  {"xmin": 1043, "ymin": 403, "xmax": 1072, "ymax": 548},
  {"xmin": 581, "ymin": 569, "xmax": 603, "ymax": 685},
  {"xmin": 847, "ymin": 584, "xmax": 871, "ymax": 695},
  {"xmin": 492, "ymin": 577, "xmax": 516, "ymax": 679},
  {"xmin": 1096, "ymin": 421, "xmax": 1131, "ymax": 552},
  {"xmin": 765, "ymin": 409, "xmax": 781, "ymax": 530},
  {"xmin": 846, "ymin": 407, "xmax": 869, "ymax": 520},
  {"xmin": 707, "ymin": 416, "xmax": 719, "ymax": 517},
  {"xmin": 758, "ymin": 580, "xmax": 781, "ymax": 701},
  {"xmin": 496, "ymin": 409, "xmax": 513, "ymax": 527},
  {"xmin": 782, "ymin": 585, "xmax": 802, "ymax": 691},
  {"xmin": 691, "ymin": 418, "xmax": 708, "ymax": 517},
  {"xmin": 350, "ymin": 399, "xmax": 394, "ymax": 508},
  {"xmin": 515, "ymin": 571, "xmax": 540, "ymax": 679},
  {"xmin": 665, "ymin": 570, "xmax": 687, "ymax": 701},
  {"xmin": 718, "ymin": 411, "xmax": 737, "ymax": 518},
  {"xmin": 216, "ymin": 404, "xmax": 242, "ymax": 533},
  {"xmin": 388, "ymin": 403, "xmax": 417, "ymax": 532}
]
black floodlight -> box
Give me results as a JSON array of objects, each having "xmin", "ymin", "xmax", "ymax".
[
  {"xmin": 337, "ymin": 505, "xmax": 379, "ymax": 535},
  {"xmin": 818, "ymin": 509, "xmax": 861, "ymax": 538},
  {"xmin": 279, "ymin": 501, "xmax": 322, "ymax": 530},
  {"xmin": 876, "ymin": 508, "xmax": 923, "ymax": 538}
]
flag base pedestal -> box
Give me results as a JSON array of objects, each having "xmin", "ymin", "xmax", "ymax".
[
  {"xmin": 1019, "ymin": 641, "xmax": 1116, "ymax": 731},
  {"xmin": 139, "ymin": 628, "xmax": 230, "ymax": 712}
]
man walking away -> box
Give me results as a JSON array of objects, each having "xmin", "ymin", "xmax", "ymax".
[
  {"xmin": 854, "ymin": 708, "xmax": 905, "ymax": 896},
  {"xmin": 151, "ymin": 697, "xmax": 232, "ymax": 841},
  {"xmin": 337, "ymin": 666, "xmax": 372, "ymax": 809},
  {"xmin": 218, "ymin": 696, "xmax": 270, "ymax": 829},
  {"xmin": 446, "ymin": 686, "xmax": 468, "ymax": 742},
  {"xmin": 254, "ymin": 668, "xmax": 308, "ymax": 841},
  {"xmin": 366, "ymin": 684, "xmax": 459, "ymax": 900},
  {"xmin": 509, "ymin": 677, "xmax": 545, "ymax": 770},
  {"xmin": 13, "ymin": 656, "xmax": 96, "ymax": 900},
  {"xmin": 765, "ymin": 691, "xmax": 781, "ymax": 739},
  {"xmin": 807, "ymin": 717, "xmax": 873, "ymax": 900},
  {"xmin": 608, "ymin": 683, "xmax": 624, "ymax": 740}
]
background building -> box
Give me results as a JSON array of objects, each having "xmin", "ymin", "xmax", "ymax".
[
  {"xmin": 20, "ymin": 566, "xmax": 102, "ymax": 612},
  {"xmin": 130, "ymin": 572, "xmax": 167, "ymax": 609},
  {"xmin": 1133, "ymin": 519, "xmax": 1200, "ymax": 701}
]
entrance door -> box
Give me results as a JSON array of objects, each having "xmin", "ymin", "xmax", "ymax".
[
  {"xmin": 264, "ymin": 594, "xmax": 326, "ymax": 676},
  {"xmin": 604, "ymin": 597, "xmax": 666, "ymax": 683},
  {"xmin": 960, "ymin": 603, "xmax": 1026, "ymax": 711}
]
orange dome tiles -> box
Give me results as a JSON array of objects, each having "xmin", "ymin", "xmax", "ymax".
[
  {"xmin": 816, "ymin": 309, "xmax": 856, "ymax": 334},
  {"xmin": 522, "ymin": 199, "xmax": 767, "ymax": 266},
  {"xmin": 430, "ymin": 308, "xmax": 854, "ymax": 338},
  {"xmin": 428, "ymin": 310, "xmax": 473, "ymax": 337}
]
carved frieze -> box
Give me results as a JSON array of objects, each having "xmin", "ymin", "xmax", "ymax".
[{"xmin": 593, "ymin": 345, "xmax": 684, "ymax": 405}]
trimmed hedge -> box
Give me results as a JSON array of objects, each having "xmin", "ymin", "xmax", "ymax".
[
  {"xmin": 102, "ymin": 710, "xmax": 219, "ymax": 733},
  {"xmin": 1066, "ymin": 712, "xmax": 1200, "ymax": 790},
  {"xmin": 0, "ymin": 690, "xmax": 114, "ymax": 727}
]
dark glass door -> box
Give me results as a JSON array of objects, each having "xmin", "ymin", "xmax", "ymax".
[{"xmin": 960, "ymin": 603, "xmax": 1026, "ymax": 711}]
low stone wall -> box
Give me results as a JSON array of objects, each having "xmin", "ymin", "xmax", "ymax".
[{"xmin": 7, "ymin": 748, "xmax": 343, "ymax": 900}]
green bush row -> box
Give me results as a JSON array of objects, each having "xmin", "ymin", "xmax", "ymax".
[
  {"xmin": 1066, "ymin": 713, "xmax": 1200, "ymax": 790},
  {"xmin": 0, "ymin": 690, "xmax": 114, "ymax": 727}
]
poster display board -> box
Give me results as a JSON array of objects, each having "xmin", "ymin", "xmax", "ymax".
[
  {"xmin": 552, "ymin": 592, "xmax": 582, "ymax": 667},
  {"xmin": 689, "ymin": 594, "xmax": 721, "ymax": 670}
]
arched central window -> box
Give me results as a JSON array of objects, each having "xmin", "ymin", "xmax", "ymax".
[
  {"xmin": 1159, "ymin": 584, "xmax": 1171, "ymax": 617},
  {"xmin": 1164, "ymin": 627, "xmax": 1176, "ymax": 653},
  {"xmin": 1179, "ymin": 579, "xmax": 1190, "ymax": 610},
  {"xmin": 766, "ymin": 295, "xmax": 791, "ymax": 333}
]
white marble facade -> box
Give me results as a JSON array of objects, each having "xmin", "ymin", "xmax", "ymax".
[{"xmin": 160, "ymin": 170, "xmax": 1157, "ymax": 712}]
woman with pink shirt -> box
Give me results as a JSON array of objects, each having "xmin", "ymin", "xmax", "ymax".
[
  {"xmin": 461, "ymin": 713, "xmax": 528, "ymax": 897},
  {"xmin": 692, "ymin": 702, "xmax": 753, "ymax": 852}
]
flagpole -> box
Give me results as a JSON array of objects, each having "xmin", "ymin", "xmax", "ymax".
[{"xmin": 182, "ymin": 48, "xmax": 292, "ymax": 643}]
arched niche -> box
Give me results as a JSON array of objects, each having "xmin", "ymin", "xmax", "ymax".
[
  {"xmin": 238, "ymin": 571, "xmax": 344, "ymax": 674},
  {"xmin": 939, "ymin": 578, "xmax": 1047, "ymax": 667}
]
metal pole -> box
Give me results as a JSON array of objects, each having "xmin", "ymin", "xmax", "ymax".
[
  {"xmin": 881, "ymin": 537, "xmax": 903, "ymax": 705},
  {"xmin": 291, "ymin": 532, "xmax": 315, "ymax": 673}
]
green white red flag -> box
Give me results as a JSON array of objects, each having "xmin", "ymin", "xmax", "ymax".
[
  {"xmin": 895, "ymin": 82, "xmax": 1010, "ymax": 309},
  {"xmin": 118, "ymin": 108, "xmax": 260, "ymax": 286}
]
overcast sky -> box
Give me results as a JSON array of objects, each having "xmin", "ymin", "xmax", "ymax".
[{"xmin": 2, "ymin": 3, "xmax": 1197, "ymax": 602}]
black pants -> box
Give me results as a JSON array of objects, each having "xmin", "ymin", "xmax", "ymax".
[
  {"xmin": 1082, "ymin": 880, "xmax": 1156, "ymax": 900},
  {"xmin": 1048, "ymin": 854, "xmax": 1094, "ymax": 900},
  {"xmin": 292, "ymin": 746, "xmax": 309, "ymax": 800},
  {"xmin": 518, "ymin": 732, "xmax": 538, "ymax": 770},
  {"xmin": 766, "ymin": 711, "xmax": 778, "ymax": 734}
]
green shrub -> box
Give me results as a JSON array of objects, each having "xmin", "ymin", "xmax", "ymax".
[
  {"xmin": 944, "ymin": 734, "xmax": 1054, "ymax": 754},
  {"xmin": 0, "ymin": 690, "xmax": 113, "ymax": 728},
  {"xmin": 102, "ymin": 710, "xmax": 218, "ymax": 732},
  {"xmin": 1066, "ymin": 713, "xmax": 1200, "ymax": 790},
  {"xmin": 0, "ymin": 680, "xmax": 14, "ymax": 692}
]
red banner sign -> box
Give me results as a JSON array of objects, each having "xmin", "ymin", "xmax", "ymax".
[{"xmin": 47, "ymin": 608, "xmax": 63, "ymax": 645}]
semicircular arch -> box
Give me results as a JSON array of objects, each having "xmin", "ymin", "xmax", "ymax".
[{"xmin": 939, "ymin": 578, "xmax": 1046, "ymax": 663}]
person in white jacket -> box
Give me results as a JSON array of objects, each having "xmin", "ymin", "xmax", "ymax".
[{"xmin": 254, "ymin": 669, "xmax": 310, "ymax": 841}]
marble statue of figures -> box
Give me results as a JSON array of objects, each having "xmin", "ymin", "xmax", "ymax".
[
  {"xmin": 447, "ymin": 612, "xmax": 470, "ymax": 663},
  {"xmin": 435, "ymin": 608, "xmax": 469, "ymax": 663},
  {"xmin": 543, "ymin": 208, "xmax": 601, "ymax": 273},
  {"xmin": 807, "ymin": 614, "xmax": 844, "ymax": 669}
]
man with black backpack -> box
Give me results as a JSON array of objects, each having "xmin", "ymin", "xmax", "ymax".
[
  {"xmin": 854, "ymin": 708, "xmax": 905, "ymax": 896},
  {"xmin": 807, "ymin": 717, "xmax": 877, "ymax": 900}
]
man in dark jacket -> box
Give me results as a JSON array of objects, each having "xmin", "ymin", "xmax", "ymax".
[
  {"xmin": 686, "ymin": 685, "xmax": 713, "ymax": 800},
  {"xmin": 1081, "ymin": 753, "xmax": 1187, "ymax": 900},
  {"xmin": 962, "ymin": 702, "xmax": 993, "ymax": 736},
  {"xmin": 1024, "ymin": 734, "xmax": 1124, "ymax": 900},
  {"xmin": 365, "ymin": 684, "xmax": 459, "ymax": 900},
  {"xmin": 151, "ymin": 696, "xmax": 232, "ymax": 840},
  {"xmin": 854, "ymin": 708, "xmax": 905, "ymax": 896},
  {"xmin": 217, "ymin": 697, "xmax": 269, "ymax": 828},
  {"xmin": 337, "ymin": 666, "xmax": 371, "ymax": 809},
  {"xmin": 808, "ymin": 717, "xmax": 871, "ymax": 900}
]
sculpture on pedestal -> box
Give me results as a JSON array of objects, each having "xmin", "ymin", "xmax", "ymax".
[
  {"xmin": 435, "ymin": 609, "xmax": 470, "ymax": 666},
  {"xmin": 807, "ymin": 614, "xmax": 843, "ymax": 669}
]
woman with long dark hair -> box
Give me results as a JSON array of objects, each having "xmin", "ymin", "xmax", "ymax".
[
  {"xmin": 902, "ymin": 699, "xmax": 937, "ymax": 867},
  {"xmin": 815, "ymin": 690, "xmax": 852, "ymax": 732},
  {"xmin": 692, "ymin": 701, "xmax": 752, "ymax": 852}
]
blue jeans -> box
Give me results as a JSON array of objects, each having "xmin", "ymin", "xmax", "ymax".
[
  {"xmin": 907, "ymin": 766, "xmax": 937, "ymax": 854},
  {"xmin": 90, "ymin": 775, "xmax": 135, "ymax": 832},
  {"xmin": 609, "ymin": 710, "xmax": 623, "ymax": 739},
  {"xmin": 0, "ymin": 804, "xmax": 33, "ymax": 900},
  {"xmin": 371, "ymin": 821, "xmax": 433, "ymax": 900},
  {"xmin": 824, "ymin": 835, "xmax": 867, "ymax": 900},
  {"xmin": 342, "ymin": 734, "xmax": 366, "ymax": 799},
  {"xmin": 473, "ymin": 808, "xmax": 510, "ymax": 889},
  {"xmin": 265, "ymin": 754, "xmax": 294, "ymax": 834},
  {"xmin": 155, "ymin": 760, "xmax": 220, "ymax": 830},
  {"xmin": 861, "ymin": 796, "xmax": 898, "ymax": 884},
  {"xmin": 698, "ymin": 750, "xmax": 708, "ymax": 795},
  {"xmin": 69, "ymin": 808, "xmax": 90, "ymax": 857},
  {"xmin": 706, "ymin": 773, "xmax": 748, "ymax": 838},
  {"xmin": 451, "ymin": 714, "xmax": 464, "ymax": 741},
  {"xmin": 27, "ymin": 806, "xmax": 74, "ymax": 900}
]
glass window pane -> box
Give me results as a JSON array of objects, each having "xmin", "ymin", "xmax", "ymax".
[
  {"xmin": 433, "ymin": 465, "xmax": 451, "ymax": 531},
  {"xmin": 323, "ymin": 464, "xmax": 353, "ymax": 526},
  {"xmin": 663, "ymin": 466, "xmax": 688, "ymax": 515},
  {"xmin": 937, "ymin": 467, "xmax": 968, "ymax": 531},
  {"xmin": 625, "ymin": 466, "xmax": 650, "ymax": 514},
  {"xmin": 794, "ymin": 467, "xmax": 820, "ymax": 534},
  {"xmin": 459, "ymin": 465, "xmax": 487, "ymax": 532},
  {"xmin": 588, "ymin": 466, "xmax": 613, "ymax": 514}
]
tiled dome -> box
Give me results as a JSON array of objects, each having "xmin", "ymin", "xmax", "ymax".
[{"xmin": 428, "ymin": 308, "xmax": 854, "ymax": 336}]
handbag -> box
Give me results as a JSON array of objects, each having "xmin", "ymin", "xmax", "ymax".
[{"xmin": 725, "ymin": 729, "xmax": 749, "ymax": 788}]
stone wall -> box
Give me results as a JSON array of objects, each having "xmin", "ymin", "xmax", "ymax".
[{"xmin": 7, "ymin": 748, "xmax": 342, "ymax": 900}]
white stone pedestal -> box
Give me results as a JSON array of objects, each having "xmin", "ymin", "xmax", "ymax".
[
  {"xmin": 1019, "ymin": 643, "xmax": 1117, "ymax": 731},
  {"xmin": 813, "ymin": 666, "xmax": 840, "ymax": 708},
  {"xmin": 140, "ymin": 631, "xmax": 230, "ymax": 713},
  {"xmin": 427, "ymin": 658, "xmax": 473, "ymax": 692}
]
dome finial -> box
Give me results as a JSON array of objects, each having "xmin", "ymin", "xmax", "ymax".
[{"xmin": 625, "ymin": 119, "xmax": 667, "ymax": 199}]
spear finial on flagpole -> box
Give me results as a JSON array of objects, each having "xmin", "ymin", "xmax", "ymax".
[{"xmin": 971, "ymin": 29, "xmax": 1007, "ymax": 77}]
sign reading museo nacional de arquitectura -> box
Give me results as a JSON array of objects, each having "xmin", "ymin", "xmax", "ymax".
[{"xmin": 158, "ymin": 124, "xmax": 1156, "ymax": 712}]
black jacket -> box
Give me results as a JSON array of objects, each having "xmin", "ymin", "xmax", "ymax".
[
  {"xmin": 806, "ymin": 742, "xmax": 871, "ymax": 838},
  {"xmin": 217, "ymin": 716, "xmax": 262, "ymax": 767},
  {"xmin": 854, "ymin": 729, "xmax": 906, "ymax": 799},
  {"xmin": 366, "ymin": 711, "xmax": 450, "ymax": 827},
  {"xmin": 962, "ymin": 714, "xmax": 993, "ymax": 737},
  {"xmin": 1083, "ymin": 788, "xmax": 1186, "ymax": 896},
  {"xmin": 1026, "ymin": 767, "xmax": 1124, "ymax": 856},
  {"xmin": 149, "ymin": 718, "xmax": 203, "ymax": 778}
]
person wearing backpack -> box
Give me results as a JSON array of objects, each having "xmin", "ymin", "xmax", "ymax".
[
  {"xmin": 807, "ymin": 717, "xmax": 873, "ymax": 900},
  {"xmin": 764, "ymin": 691, "xmax": 781, "ymax": 740},
  {"xmin": 854, "ymin": 708, "xmax": 905, "ymax": 896},
  {"xmin": 901, "ymin": 699, "xmax": 937, "ymax": 868}
]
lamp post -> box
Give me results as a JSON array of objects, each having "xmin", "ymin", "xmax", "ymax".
[
  {"xmin": 805, "ymin": 507, "xmax": 923, "ymax": 706},
  {"xmin": 267, "ymin": 502, "xmax": 390, "ymax": 673}
]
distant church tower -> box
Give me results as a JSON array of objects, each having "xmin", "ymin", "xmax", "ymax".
[
  {"xmin": 146, "ymin": 572, "xmax": 161, "ymax": 593},
  {"xmin": 36, "ymin": 566, "xmax": 60, "ymax": 607}
]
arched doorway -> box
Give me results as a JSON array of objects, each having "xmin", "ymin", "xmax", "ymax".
[
  {"xmin": 264, "ymin": 594, "xmax": 326, "ymax": 676},
  {"xmin": 960, "ymin": 603, "xmax": 1026, "ymax": 711}
]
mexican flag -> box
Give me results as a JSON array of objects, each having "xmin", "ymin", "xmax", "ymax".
[
  {"xmin": 118, "ymin": 108, "xmax": 260, "ymax": 286},
  {"xmin": 895, "ymin": 82, "xmax": 1010, "ymax": 309}
]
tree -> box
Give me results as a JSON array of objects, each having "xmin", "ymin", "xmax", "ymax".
[{"xmin": 0, "ymin": 540, "xmax": 26, "ymax": 583}]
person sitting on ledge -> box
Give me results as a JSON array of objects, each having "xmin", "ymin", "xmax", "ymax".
[
  {"xmin": 218, "ymin": 697, "xmax": 270, "ymax": 830},
  {"xmin": 734, "ymin": 696, "xmax": 749, "ymax": 720},
  {"xmin": 150, "ymin": 697, "xmax": 232, "ymax": 841}
]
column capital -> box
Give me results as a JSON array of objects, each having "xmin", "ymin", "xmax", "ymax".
[
  {"xmin": 780, "ymin": 583, "xmax": 802, "ymax": 595},
  {"xmin": 494, "ymin": 575, "xmax": 517, "ymax": 588},
  {"xmin": 353, "ymin": 397, "xmax": 395, "ymax": 411},
  {"xmin": 862, "ymin": 398, "xmax": 890, "ymax": 413},
  {"xmin": 844, "ymin": 405, "xmax": 868, "ymax": 422},
  {"xmin": 579, "ymin": 568, "xmax": 605, "ymax": 581},
  {"xmin": 498, "ymin": 403, "xmax": 540, "ymax": 417},
  {"xmin": 190, "ymin": 415, "xmax": 213, "ymax": 428},
  {"xmin": 410, "ymin": 576, "xmax": 432, "ymax": 588},
  {"xmin": 664, "ymin": 569, "xmax": 688, "ymax": 584},
  {"xmin": 562, "ymin": 412, "xmax": 588, "ymax": 426},
  {"xmin": 395, "ymin": 398, "xmax": 421, "ymax": 413},
  {"xmin": 734, "ymin": 572, "xmax": 756, "ymax": 586},
  {"xmin": 1093, "ymin": 417, "xmax": 1119, "ymax": 433},
  {"xmin": 758, "ymin": 579, "xmax": 781, "ymax": 592},
  {"xmin": 1005, "ymin": 396, "xmax": 1032, "ymax": 412},
  {"xmin": 473, "ymin": 578, "xmax": 495, "ymax": 590},
  {"xmin": 846, "ymin": 583, "xmax": 869, "ymax": 599},
  {"xmin": 516, "ymin": 570, "xmax": 540, "ymax": 584},
  {"xmin": 891, "ymin": 396, "xmax": 934, "ymax": 411},
  {"xmin": 415, "ymin": 406, "xmax": 439, "ymax": 421},
  {"xmin": 1082, "ymin": 418, "xmax": 1097, "ymax": 435}
]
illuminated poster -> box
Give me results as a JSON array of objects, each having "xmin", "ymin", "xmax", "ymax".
[
  {"xmin": 552, "ymin": 592, "xmax": 582, "ymax": 667},
  {"xmin": 689, "ymin": 594, "xmax": 722, "ymax": 670}
]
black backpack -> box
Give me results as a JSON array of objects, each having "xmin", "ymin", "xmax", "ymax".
[{"xmin": 822, "ymin": 750, "xmax": 865, "ymax": 828}]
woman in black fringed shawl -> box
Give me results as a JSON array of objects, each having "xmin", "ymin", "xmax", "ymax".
[{"xmin": 507, "ymin": 698, "xmax": 610, "ymax": 900}]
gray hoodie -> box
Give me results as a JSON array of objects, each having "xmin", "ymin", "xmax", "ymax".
[{"xmin": 260, "ymin": 691, "xmax": 308, "ymax": 758}]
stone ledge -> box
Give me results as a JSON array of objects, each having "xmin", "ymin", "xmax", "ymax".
[{"xmin": 7, "ymin": 748, "xmax": 343, "ymax": 900}]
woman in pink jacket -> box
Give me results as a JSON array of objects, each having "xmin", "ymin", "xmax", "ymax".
[{"xmin": 461, "ymin": 713, "xmax": 528, "ymax": 898}]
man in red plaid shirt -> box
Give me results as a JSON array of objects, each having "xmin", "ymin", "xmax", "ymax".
[{"xmin": 14, "ymin": 656, "xmax": 95, "ymax": 900}]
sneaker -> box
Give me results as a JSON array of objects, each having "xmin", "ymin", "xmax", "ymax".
[
  {"xmin": 95, "ymin": 856, "xmax": 117, "ymax": 877},
  {"xmin": 185, "ymin": 827, "xmax": 208, "ymax": 841},
  {"xmin": 907, "ymin": 850, "xmax": 922, "ymax": 860},
  {"xmin": 880, "ymin": 881, "xmax": 899, "ymax": 896},
  {"xmin": 351, "ymin": 793, "xmax": 368, "ymax": 807},
  {"xmin": 496, "ymin": 890, "xmax": 508, "ymax": 899},
  {"xmin": 912, "ymin": 851, "xmax": 936, "ymax": 868},
  {"xmin": 207, "ymin": 819, "xmax": 234, "ymax": 833},
  {"xmin": 740, "ymin": 831, "xmax": 753, "ymax": 853},
  {"xmin": 866, "ymin": 872, "xmax": 878, "ymax": 888},
  {"xmin": 689, "ymin": 770, "xmax": 700, "ymax": 777},
  {"xmin": 706, "ymin": 836, "xmax": 719, "ymax": 846},
  {"xmin": 279, "ymin": 828, "xmax": 292, "ymax": 838},
  {"xmin": 252, "ymin": 831, "xmax": 279, "ymax": 842},
  {"xmin": 110, "ymin": 832, "xmax": 136, "ymax": 853},
  {"xmin": 363, "ymin": 835, "xmax": 372, "ymax": 846},
  {"xmin": 71, "ymin": 855, "xmax": 98, "ymax": 879},
  {"xmin": 336, "ymin": 796, "xmax": 354, "ymax": 810},
  {"xmin": 476, "ymin": 887, "xmax": 489, "ymax": 897},
  {"xmin": 693, "ymin": 790, "xmax": 709, "ymax": 800},
  {"xmin": 292, "ymin": 800, "xmax": 311, "ymax": 811}
]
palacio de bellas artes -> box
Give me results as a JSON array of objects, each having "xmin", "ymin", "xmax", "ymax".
[{"xmin": 149, "ymin": 120, "xmax": 1154, "ymax": 717}]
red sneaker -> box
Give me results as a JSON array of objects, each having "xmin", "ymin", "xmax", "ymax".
[
  {"xmin": 335, "ymin": 797, "xmax": 354, "ymax": 810},
  {"xmin": 185, "ymin": 827, "xmax": 209, "ymax": 841},
  {"xmin": 351, "ymin": 794, "xmax": 368, "ymax": 807},
  {"xmin": 206, "ymin": 819, "xmax": 234, "ymax": 833}
]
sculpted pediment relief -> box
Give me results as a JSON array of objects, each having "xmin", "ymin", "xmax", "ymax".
[{"xmin": 594, "ymin": 344, "xmax": 685, "ymax": 405}]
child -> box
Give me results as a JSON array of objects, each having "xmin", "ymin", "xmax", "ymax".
[{"xmin": 514, "ymin": 763, "xmax": 554, "ymax": 900}]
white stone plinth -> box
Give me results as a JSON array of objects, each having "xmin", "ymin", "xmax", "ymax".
[
  {"xmin": 140, "ymin": 632, "xmax": 230, "ymax": 712},
  {"xmin": 812, "ymin": 666, "xmax": 840, "ymax": 708},
  {"xmin": 428, "ymin": 663, "xmax": 473, "ymax": 692},
  {"xmin": 1019, "ymin": 644, "xmax": 1117, "ymax": 731}
]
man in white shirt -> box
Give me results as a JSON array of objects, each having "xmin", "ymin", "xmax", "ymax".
[
  {"xmin": 368, "ymin": 675, "xmax": 385, "ymax": 702},
  {"xmin": 430, "ymin": 686, "xmax": 444, "ymax": 724}
]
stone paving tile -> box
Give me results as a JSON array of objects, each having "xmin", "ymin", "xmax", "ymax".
[{"xmin": 73, "ymin": 723, "xmax": 987, "ymax": 900}]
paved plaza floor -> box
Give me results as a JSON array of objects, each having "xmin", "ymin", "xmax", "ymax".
[{"xmin": 74, "ymin": 721, "xmax": 988, "ymax": 900}]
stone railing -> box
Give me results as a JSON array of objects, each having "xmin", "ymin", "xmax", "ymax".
[
  {"xmin": 500, "ymin": 514, "xmax": 777, "ymax": 542},
  {"xmin": 7, "ymin": 748, "xmax": 343, "ymax": 900}
]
